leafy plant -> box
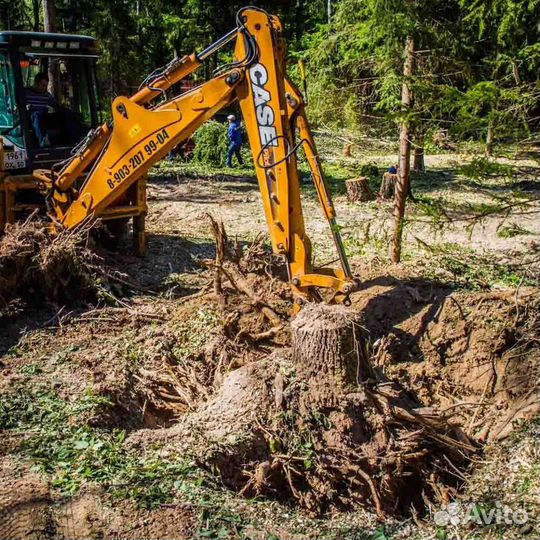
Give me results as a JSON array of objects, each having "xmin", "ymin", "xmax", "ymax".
[
  {"xmin": 0, "ymin": 386, "xmax": 206, "ymax": 508},
  {"xmin": 193, "ymin": 121, "xmax": 230, "ymax": 167},
  {"xmin": 359, "ymin": 162, "xmax": 380, "ymax": 179}
]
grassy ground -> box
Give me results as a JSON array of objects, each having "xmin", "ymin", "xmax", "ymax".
[{"xmin": 148, "ymin": 134, "xmax": 539, "ymax": 292}]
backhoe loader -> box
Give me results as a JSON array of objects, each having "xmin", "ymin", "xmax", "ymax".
[{"xmin": 1, "ymin": 7, "xmax": 357, "ymax": 305}]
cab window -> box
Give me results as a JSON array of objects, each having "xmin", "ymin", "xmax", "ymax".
[
  {"xmin": 0, "ymin": 50, "xmax": 23, "ymax": 147},
  {"xmin": 21, "ymin": 54, "xmax": 95, "ymax": 148}
]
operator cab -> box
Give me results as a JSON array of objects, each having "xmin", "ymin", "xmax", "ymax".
[{"xmin": 0, "ymin": 31, "xmax": 100, "ymax": 173}]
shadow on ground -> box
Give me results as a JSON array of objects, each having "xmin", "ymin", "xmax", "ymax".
[
  {"xmin": 352, "ymin": 275, "xmax": 454, "ymax": 364},
  {"xmin": 110, "ymin": 233, "xmax": 216, "ymax": 290}
]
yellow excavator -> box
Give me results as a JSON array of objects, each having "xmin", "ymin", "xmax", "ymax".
[{"xmin": 2, "ymin": 7, "xmax": 356, "ymax": 305}]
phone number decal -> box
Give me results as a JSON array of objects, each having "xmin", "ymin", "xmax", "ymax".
[{"xmin": 107, "ymin": 128, "xmax": 170, "ymax": 189}]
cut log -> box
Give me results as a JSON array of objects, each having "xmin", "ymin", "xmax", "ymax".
[
  {"xmin": 291, "ymin": 304, "xmax": 371, "ymax": 409},
  {"xmin": 379, "ymin": 172, "xmax": 398, "ymax": 199},
  {"xmin": 345, "ymin": 176, "xmax": 375, "ymax": 203},
  {"xmin": 413, "ymin": 146, "xmax": 425, "ymax": 172}
]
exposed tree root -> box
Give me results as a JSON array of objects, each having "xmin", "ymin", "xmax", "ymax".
[
  {"xmin": 148, "ymin": 301, "xmax": 479, "ymax": 518},
  {"xmin": 202, "ymin": 214, "xmax": 290, "ymax": 345}
]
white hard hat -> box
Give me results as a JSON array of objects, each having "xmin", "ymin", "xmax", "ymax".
[{"xmin": 227, "ymin": 114, "xmax": 236, "ymax": 121}]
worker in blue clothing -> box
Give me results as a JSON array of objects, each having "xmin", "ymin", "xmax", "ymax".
[{"xmin": 226, "ymin": 114, "xmax": 244, "ymax": 168}]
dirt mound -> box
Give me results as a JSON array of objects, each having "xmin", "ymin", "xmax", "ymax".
[
  {"xmin": 354, "ymin": 281, "xmax": 540, "ymax": 442},
  {"xmin": 128, "ymin": 305, "xmax": 476, "ymax": 518},
  {"xmin": 0, "ymin": 464, "xmax": 195, "ymax": 540},
  {"xmin": 1, "ymin": 214, "xmax": 537, "ymax": 533},
  {"xmin": 52, "ymin": 489, "xmax": 195, "ymax": 540},
  {"xmin": 0, "ymin": 460, "xmax": 51, "ymax": 540},
  {"xmin": 121, "ymin": 264, "xmax": 538, "ymax": 519}
]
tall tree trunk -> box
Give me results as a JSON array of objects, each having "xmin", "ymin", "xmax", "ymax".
[
  {"xmin": 295, "ymin": 0, "xmax": 304, "ymax": 46},
  {"xmin": 42, "ymin": 0, "xmax": 58, "ymax": 97},
  {"xmin": 390, "ymin": 36, "xmax": 414, "ymax": 263},
  {"xmin": 42, "ymin": 0, "xmax": 56, "ymax": 32},
  {"xmin": 485, "ymin": 121, "xmax": 494, "ymax": 157},
  {"xmin": 327, "ymin": 0, "xmax": 332, "ymax": 23},
  {"xmin": 32, "ymin": 0, "xmax": 40, "ymax": 31}
]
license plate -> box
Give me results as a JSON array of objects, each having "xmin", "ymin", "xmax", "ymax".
[{"xmin": 4, "ymin": 150, "xmax": 27, "ymax": 170}]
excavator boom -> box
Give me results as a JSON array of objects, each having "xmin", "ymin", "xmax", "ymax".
[{"xmin": 35, "ymin": 7, "xmax": 356, "ymax": 305}]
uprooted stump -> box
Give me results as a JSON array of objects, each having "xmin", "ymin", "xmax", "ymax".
[
  {"xmin": 0, "ymin": 217, "xmax": 135, "ymax": 312},
  {"xmin": 144, "ymin": 303, "xmax": 478, "ymax": 518},
  {"xmin": 276, "ymin": 304, "xmax": 476, "ymax": 515},
  {"xmin": 202, "ymin": 214, "xmax": 292, "ymax": 345}
]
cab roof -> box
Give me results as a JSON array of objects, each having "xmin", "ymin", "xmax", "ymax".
[{"xmin": 0, "ymin": 31, "xmax": 98, "ymax": 55}]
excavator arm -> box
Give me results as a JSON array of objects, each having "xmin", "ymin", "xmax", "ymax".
[{"xmin": 35, "ymin": 7, "xmax": 356, "ymax": 305}]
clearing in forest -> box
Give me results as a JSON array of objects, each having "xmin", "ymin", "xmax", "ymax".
[{"xmin": 0, "ymin": 142, "xmax": 539, "ymax": 540}]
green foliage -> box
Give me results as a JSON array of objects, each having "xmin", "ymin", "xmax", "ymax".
[
  {"xmin": 497, "ymin": 223, "xmax": 533, "ymax": 238},
  {"xmin": 197, "ymin": 501, "xmax": 246, "ymax": 539},
  {"xmin": 420, "ymin": 242, "xmax": 531, "ymax": 290},
  {"xmin": 0, "ymin": 385, "xmax": 207, "ymax": 507},
  {"xmin": 5, "ymin": 0, "xmax": 538, "ymax": 145},
  {"xmin": 452, "ymin": 81, "xmax": 533, "ymax": 142},
  {"xmin": 19, "ymin": 363, "xmax": 43, "ymax": 376},
  {"xmin": 193, "ymin": 121, "xmax": 229, "ymax": 167},
  {"xmin": 359, "ymin": 162, "xmax": 380, "ymax": 179},
  {"xmin": 458, "ymin": 157, "xmax": 515, "ymax": 180}
]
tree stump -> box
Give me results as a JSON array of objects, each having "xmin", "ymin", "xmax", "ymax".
[
  {"xmin": 291, "ymin": 304, "xmax": 370, "ymax": 409},
  {"xmin": 345, "ymin": 176, "xmax": 375, "ymax": 202},
  {"xmin": 413, "ymin": 146, "xmax": 425, "ymax": 172},
  {"xmin": 379, "ymin": 172, "xmax": 398, "ymax": 199},
  {"xmin": 159, "ymin": 301, "xmax": 476, "ymax": 517}
]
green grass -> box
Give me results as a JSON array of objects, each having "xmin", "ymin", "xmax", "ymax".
[
  {"xmin": 151, "ymin": 157, "xmax": 255, "ymax": 180},
  {"xmin": 457, "ymin": 157, "xmax": 517, "ymax": 181},
  {"xmin": 19, "ymin": 362, "xmax": 44, "ymax": 376},
  {"xmin": 416, "ymin": 241, "xmax": 533, "ymax": 290},
  {"xmin": 150, "ymin": 149, "xmax": 368, "ymax": 199},
  {"xmin": 0, "ymin": 385, "xmax": 208, "ymax": 508},
  {"xmin": 497, "ymin": 223, "xmax": 533, "ymax": 238},
  {"xmin": 0, "ymin": 377, "xmax": 391, "ymax": 538}
]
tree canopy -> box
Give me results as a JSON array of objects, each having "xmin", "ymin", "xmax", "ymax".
[{"xmin": 2, "ymin": 0, "xmax": 539, "ymax": 147}]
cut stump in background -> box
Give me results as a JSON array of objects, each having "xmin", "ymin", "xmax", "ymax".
[
  {"xmin": 345, "ymin": 176, "xmax": 375, "ymax": 202},
  {"xmin": 379, "ymin": 172, "xmax": 398, "ymax": 199}
]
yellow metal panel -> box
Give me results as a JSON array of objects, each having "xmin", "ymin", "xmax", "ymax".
[
  {"xmin": 236, "ymin": 9, "xmax": 312, "ymax": 290},
  {"xmin": 61, "ymin": 73, "xmax": 240, "ymax": 228}
]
